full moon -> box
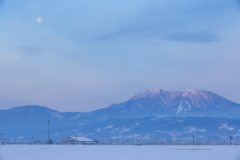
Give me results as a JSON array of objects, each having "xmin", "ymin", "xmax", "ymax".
[{"xmin": 37, "ymin": 17, "xmax": 43, "ymax": 23}]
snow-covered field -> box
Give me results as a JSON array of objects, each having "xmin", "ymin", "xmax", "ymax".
[{"xmin": 0, "ymin": 145, "xmax": 240, "ymax": 160}]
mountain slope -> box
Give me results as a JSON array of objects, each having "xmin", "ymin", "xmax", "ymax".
[
  {"xmin": 83, "ymin": 89, "xmax": 240, "ymax": 119},
  {"xmin": 0, "ymin": 105, "xmax": 84, "ymax": 138}
]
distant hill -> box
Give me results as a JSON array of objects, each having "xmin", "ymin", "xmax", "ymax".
[{"xmin": 1, "ymin": 89, "xmax": 240, "ymax": 140}]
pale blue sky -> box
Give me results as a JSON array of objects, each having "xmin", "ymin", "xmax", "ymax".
[{"xmin": 0, "ymin": 0, "xmax": 240, "ymax": 112}]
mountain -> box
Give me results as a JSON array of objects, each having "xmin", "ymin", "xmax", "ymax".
[
  {"xmin": 0, "ymin": 105, "xmax": 84, "ymax": 138},
  {"xmin": 83, "ymin": 89, "xmax": 240, "ymax": 119},
  {"xmin": 1, "ymin": 89, "xmax": 240, "ymax": 140}
]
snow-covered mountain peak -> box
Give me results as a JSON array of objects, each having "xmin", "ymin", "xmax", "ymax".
[
  {"xmin": 182, "ymin": 89, "xmax": 202, "ymax": 95},
  {"xmin": 188, "ymin": 89, "xmax": 200, "ymax": 93},
  {"xmin": 132, "ymin": 89, "xmax": 209, "ymax": 102},
  {"xmin": 132, "ymin": 89, "xmax": 164, "ymax": 100},
  {"xmin": 181, "ymin": 89, "xmax": 211, "ymax": 99}
]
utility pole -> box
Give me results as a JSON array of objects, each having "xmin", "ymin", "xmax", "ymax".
[
  {"xmin": 192, "ymin": 132, "xmax": 195, "ymax": 145},
  {"xmin": 48, "ymin": 119, "xmax": 50, "ymax": 141},
  {"xmin": 1, "ymin": 133, "xmax": 3, "ymax": 145},
  {"xmin": 32, "ymin": 134, "xmax": 34, "ymax": 142},
  {"xmin": 133, "ymin": 134, "xmax": 135, "ymax": 145},
  {"xmin": 75, "ymin": 133, "xmax": 77, "ymax": 144},
  {"xmin": 230, "ymin": 132, "xmax": 233, "ymax": 145}
]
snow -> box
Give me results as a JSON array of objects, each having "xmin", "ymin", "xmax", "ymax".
[
  {"xmin": 234, "ymin": 134, "xmax": 240, "ymax": 138},
  {"xmin": 0, "ymin": 145, "xmax": 240, "ymax": 160},
  {"xmin": 219, "ymin": 123, "xmax": 235, "ymax": 131},
  {"xmin": 184, "ymin": 127, "xmax": 207, "ymax": 133},
  {"xmin": 48, "ymin": 111, "xmax": 64, "ymax": 119},
  {"xmin": 132, "ymin": 89, "xmax": 161, "ymax": 100},
  {"xmin": 132, "ymin": 89, "xmax": 185, "ymax": 102},
  {"xmin": 96, "ymin": 128, "xmax": 102, "ymax": 132},
  {"xmin": 119, "ymin": 128, "xmax": 131, "ymax": 133},
  {"xmin": 69, "ymin": 137, "xmax": 94, "ymax": 142},
  {"xmin": 177, "ymin": 101, "xmax": 191, "ymax": 114},
  {"xmin": 106, "ymin": 125, "xmax": 113, "ymax": 129},
  {"xmin": 182, "ymin": 89, "xmax": 201, "ymax": 97},
  {"xmin": 177, "ymin": 102, "xmax": 183, "ymax": 114},
  {"xmin": 184, "ymin": 101, "xmax": 191, "ymax": 111},
  {"xmin": 177, "ymin": 120, "xmax": 185, "ymax": 123}
]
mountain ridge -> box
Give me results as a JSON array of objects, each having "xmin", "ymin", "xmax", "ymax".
[
  {"xmin": 1, "ymin": 89, "xmax": 240, "ymax": 140},
  {"xmin": 1, "ymin": 89, "xmax": 240, "ymax": 119},
  {"xmin": 81, "ymin": 89, "xmax": 240, "ymax": 119}
]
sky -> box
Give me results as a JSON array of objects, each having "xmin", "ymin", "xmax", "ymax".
[{"xmin": 0, "ymin": 0, "xmax": 240, "ymax": 112}]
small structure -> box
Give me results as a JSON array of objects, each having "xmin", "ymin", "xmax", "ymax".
[
  {"xmin": 61, "ymin": 137, "xmax": 96, "ymax": 145},
  {"xmin": 33, "ymin": 140, "xmax": 44, "ymax": 144}
]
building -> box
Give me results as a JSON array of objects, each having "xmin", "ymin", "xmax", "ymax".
[{"xmin": 61, "ymin": 137, "xmax": 96, "ymax": 145}]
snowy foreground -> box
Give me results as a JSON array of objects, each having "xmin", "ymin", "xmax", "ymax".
[{"xmin": 0, "ymin": 145, "xmax": 240, "ymax": 160}]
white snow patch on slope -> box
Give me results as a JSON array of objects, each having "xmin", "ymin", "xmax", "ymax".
[
  {"xmin": 177, "ymin": 120, "xmax": 185, "ymax": 123},
  {"xmin": 234, "ymin": 134, "xmax": 240, "ymax": 138},
  {"xmin": 184, "ymin": 127, "xmax": 207, "ymax": 133},
  {"xmin": 177, "ymin": 101, "xmax": 183, "ymax": 114},
  {"xmin": 115, "ymin": 128, "xmax": 120, "ymax": 131},
  {"xmin": 119, "ymin": 128, "xmax": 131, "ymax": 133},
  {"xmin": 219, "ymin": 123, "xmax": 235, "ymax": 131},
  {"xmin": 177, "ymin": 101, "xmax": 191, "ymax": 114},
  {"xmin": 123, "ymin": 134, "xmax": 139, "ymax": 139},
  {"xmin": 48, "ymin": 111, "xmax": 64, "ymax": 119},
  {"xmin": 106, "ymin": 125, "xmax": 113, "ymax": 129},
  {"xmin": 96, "ymin": 128, "xmax": 102, "ymax": 132},
  {"xmin": 184, "ymin": 101, "xmax": 191, "ymax": 113},
  {"xmin": 167, "ymin": 127, "xmax": 206, "ymax": 140},
  {"xmin": 142, "ymin": 134, "xmax": 151, "ymax": 140}
]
